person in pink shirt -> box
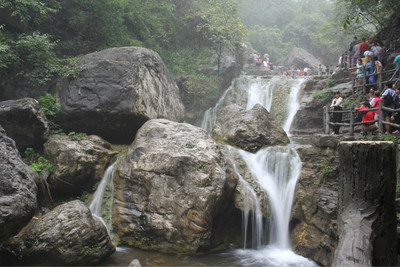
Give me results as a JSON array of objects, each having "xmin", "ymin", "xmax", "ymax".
[{"xmin": 370, "ymin": 90, "xmax": 380, "ymax": 127}]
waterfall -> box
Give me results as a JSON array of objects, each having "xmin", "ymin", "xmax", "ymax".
[
  {"xmin": 246, "ymin": 76, "xmax": 281, "ymax": 112},
  {"xmin": 203, "ymin": 75, "xmax": 315, "ymax": 265},
  {"xmin": 283, "ymin": 79, "xmax": 307, "ymax": 133},
  {"xmin": 238, "ymin": 147, "xmax": 301, "ymax": 249},
  {"xmin": 89, "ymin": 160, "xmax": 117, "ymax": 231},
  {"xmin": 201, "ymin": 79, "xmax": 237, "ymax": 132},
  {"xmin": 226, "ymin": 146, "xmax": 264, "ymax": 250}
]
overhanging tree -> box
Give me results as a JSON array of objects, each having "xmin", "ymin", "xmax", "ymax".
[{"xmin": 194, "ymin": 0, "xmax": 247, "ymax": 75}]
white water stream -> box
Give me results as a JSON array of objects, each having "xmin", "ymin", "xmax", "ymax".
[
  {"xmin": 202, "ymin": 75, "xmax": 315, "ymax": 266},
  {"xmin": 89, "ymin": 160, "xmax": 117, "ymax": 232}
]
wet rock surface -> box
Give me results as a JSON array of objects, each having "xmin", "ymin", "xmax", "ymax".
[
  {"xmin": 55, "ymin": 47, "xmax": 185, "ymax": 143},
  {"xmin": 43, "ymin": 134, "xmax": 118, "ymax": 198},
  {"xmin": 3, "ymin": 200, "xmax": 115, "ymax": 265},
  {"xmin": 0, "ymin": 125, "xmax": 37, "ymax": 243},
  {"xmin": 0, "ymin": 98, "xmax": 49, "ymax": 151},
  {"xmin": 113, "ymin": 119, "xmax": 237, "ymax": 254},
  {"xmin": 287, "ymin": 47, "xmax": 323, "ymax": 72},
  {"xmin": 291, "ymin": 144, "xmax": 339, "ymax": 266},
  {"xmin": 333, "ymin": 141, "xmax": 397, "ymax": 266},
  {"xmin": 211, "ymin": 104, "xmax": 289, "ymax": 153}
]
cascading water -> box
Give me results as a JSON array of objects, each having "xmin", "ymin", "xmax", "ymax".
[
  {"xmin": 89, "ymin": 160, "xmax": 117, "ymax": 232},
  {"xmin": 203, "ymin": 75, "xmax": 316, "ymax": 266}
]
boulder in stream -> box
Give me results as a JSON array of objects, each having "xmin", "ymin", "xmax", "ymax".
[
  {"xmin": 211, "ymin": 104, "xmax": 289, "ymax": 153},
  {"xmin": 0, "ymin": 125, "xmax": 37, "ymax": 243},
  {"xmin": 2, "ymin": 200, "xmax": 115, "ymax": 265},
  {"xmin": 55, "ymin": 47, "xmax": 185, "ymax": 143},
  {"xmin": 43, "ymin": 134, "xmax": 118, "ymax": 198},
  {"xmin": 113, "ymin": 119, "xmax": 237, "ymax": 254}
]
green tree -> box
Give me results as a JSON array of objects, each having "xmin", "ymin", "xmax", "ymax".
[
  {"xmin": 336, "ymin": 0, "xmax": 400, "ymax": 33},
  {"xmin": 194, "ymin": 0, "xmax": 247, "ymax": 74}
]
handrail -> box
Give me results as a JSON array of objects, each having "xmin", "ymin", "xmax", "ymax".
[
  {"xmin": 323, "ymin": 99, "xmax": 400, "ymax": 136},
  {"xmin": 351, "ymin": 66, "xmax": 399, "ymax": 93}
]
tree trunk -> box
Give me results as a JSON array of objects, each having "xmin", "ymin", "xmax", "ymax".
[{"xmin": 333, "ymin": 141, "xmax": 397, "ymax": 267}]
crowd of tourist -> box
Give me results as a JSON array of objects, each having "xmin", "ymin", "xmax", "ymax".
[{"xmin": 326, "ymin": 34, "xmax": 400, "ymax": 136}]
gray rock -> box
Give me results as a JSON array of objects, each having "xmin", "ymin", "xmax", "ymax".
[
  {"xmin": 44, "ymin": 134, "xmax": 118, "ymax": 198},
  {"xmin": 311, "ymin": 134, "xmax": 340, "ymax": 148},
  {"xmin": 287, "ymin": 47, "xmax": 323, "ymax": 72},
  {"xmin": 128, "ymin": 259, "xmax": 142, "ymax": 267},
  {"xmin": 3, "ymin": 200, "xmax": 115, "ymax": 265},
  {"xmin": 55, "ymin": 47, "xmax": 185, "ymax": 143},
  {"xmin": 113, "ymin": 119, "xmax": 237, "ymax": 254},
  {"xmin": 211, "ymin": 104, "xmax": 289, "ymax": 153},
  {"xmin": 0, "ymin": 98, "xmax": 49, "ymax": 151},
  {"xmin": 333, "ymin": 141, "xmax": 397, "ymax": 266},
  {"xmin": 0, "ymin": 125, "xmax": 37, "ymax": 242}
]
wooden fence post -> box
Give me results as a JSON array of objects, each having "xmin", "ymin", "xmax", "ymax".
[
  {"xmin": 379, "ymin": 99, "xmax": 384, "ymax": 135},
  {"xmin": 378, "ymin": 72, "xmax": 383, "ymax": 91},
  {"xmin": 349, "ymin": 104, "xmax": 354, "ymax": 137},
  {"xmin": 325, "ymin": 107, "xmax": 331, "ymax": 134}
]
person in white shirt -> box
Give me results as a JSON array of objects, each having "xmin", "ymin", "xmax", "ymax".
[{"xmin": 330, "ymin": 91, "xmax": 343, "ymax": 134}]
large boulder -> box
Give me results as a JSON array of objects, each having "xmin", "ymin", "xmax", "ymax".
[
  {"xmin": 113, "ymin": 119, "xmax": 237, "ymax": 254},
  {"xmin": 287, "ymin": 47, "xmax": 323, "ymax": 73},
  {"xmin": 2, "ymin": 200, "xmax": 115, "ymax": 265},
  {"xmin": 0, "ymin": 98, "xmax": 49, "ymax": 151},
  {"xmin": 211, "ymin": 104, "xmax": 289, "ymax": 153},
  {"xmin": 43, "ymin": 134, "xmax": 118, "ymax": 198},
  {"xmin": 0, "ymin": 125, "xmax": 37, "ymax": 243},
  {"xmin": 55, "ymin": 47, "xmax": 185, "ymax": 143}
]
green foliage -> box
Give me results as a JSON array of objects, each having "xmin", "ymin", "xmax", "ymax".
[
  {"xmin": 193, "ymin": 0, "xmax": 247, "ymax": 73},
  {"xmin": 22, "ymin": 147, "xmax": 55, "ymax": 175},
  {"xmin": 186, "ymin": 142, "xmax": 195, "ymax": 149},
  {"xmin": 312, "ymin": 90, "xmax": 332, "ymax": 102},
  {"xmin": 318, "ymin": 154, "xmax": 337, "ymax": 184},
  {"xmin": 335, "ymin": 0, "xmax": 400, "ymax": 34},
  {"xmin": 327, "ymin": 78, "xmax": 335, "ymax": 87},
  {"xmin": 238, "ymin": 0, "xmax": 347, "ymax": 64},
  {"xmin": 38, "ymin": 93, "xmax": 60, "ymax": 120},
  {"xmin": 182, "ymin": 73, "xmax": 220, "ymax": 113},
  {"xmin": 77, "ymin": 191, "xmax": 88, "ymax": 202},
  {"xmin": 383, "ymin": 135, "xmax": 398, "ymax": 145},
  {"xmin": 68, "ymin": 132, "xmax": 88, "ymax": 141}
]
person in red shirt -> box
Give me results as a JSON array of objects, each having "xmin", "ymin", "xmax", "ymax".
[
  {"xmin": 355, "ymin": 101, "xmax": 377, "ymax": 136},
  {"xmin": 358, "ymin": 38, "xmax": 369, "ymax": 58}
]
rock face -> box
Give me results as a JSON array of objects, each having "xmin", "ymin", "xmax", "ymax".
[
  {"xmin": 0, "ymin": 98, "xmax": 49, "ymax": 151},
  {"xmin": 291, "ymin": 144, "xmax": 339, "ymax": 266},
  {"xmin": 0, "ymin": 125, "xmax": 37, "ymax": 242},
  {"xmin": 55, "ymin": 47, "xmax": 185, "ymax": 143},
  {"xmin": 200, "ymin": 55, "xmax": 241, "ymax": 90},
  {"xmin": 333, "ymin": 141, "xmax": 397, "ymax": 266},
  {"xmin": 287, "ymin": 47, "xmax": 323, "ymax": 72},
  {"xmin": 113, "ymin": 119, "xmax": 237, "ymax": 254},
  {"xmin": 43, "ymin": 134, "xmax": 118, "ymax": 198},
  {"xmin": 3, "ymin": 200, "xmax": 115, "ymax": 265},
  {"xmin": 291, "ymin": 78, "xmax": 352, "ymax": 135},
  {"xmin": 211, "ymin": 104, "xmax": 289, "ymax": 153}
]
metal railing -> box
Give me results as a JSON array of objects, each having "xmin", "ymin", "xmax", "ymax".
[{"xmin": 323, "ymin": 99, "xmax": 400, "ymax": 136}]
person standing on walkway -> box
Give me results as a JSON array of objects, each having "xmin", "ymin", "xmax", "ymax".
[
  {"xmin": 330, "ymin": 91, "xmax": 343, "ymax": 134},
  {"xmin": 381, "ymin": 81, "xmax": 398, "ymax": 134}
]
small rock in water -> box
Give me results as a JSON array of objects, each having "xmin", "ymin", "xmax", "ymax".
[{"xmin": 128, "ymin": 259, "xmax": 141, "ymax": 267}]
